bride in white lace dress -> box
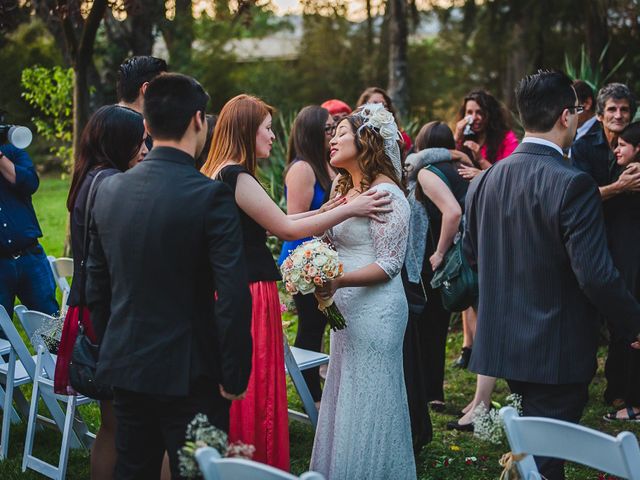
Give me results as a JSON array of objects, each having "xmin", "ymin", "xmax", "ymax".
[{"xmin": 310, "ymin": 105, "xmax": 416, "ymax": 480}]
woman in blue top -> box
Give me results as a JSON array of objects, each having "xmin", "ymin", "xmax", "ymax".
[{"xmin": 279, "ymin": 105, "xmax": 336, "ymax": 405}]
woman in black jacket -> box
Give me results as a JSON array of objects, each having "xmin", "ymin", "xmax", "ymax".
[{"xmin": 55, "ymin": 105, "xmax": 147, "ymax": 480}]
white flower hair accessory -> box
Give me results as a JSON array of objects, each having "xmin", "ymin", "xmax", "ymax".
[{"xmin": 355, "ymin": 103, "xmax": 403, "ymax": 178}]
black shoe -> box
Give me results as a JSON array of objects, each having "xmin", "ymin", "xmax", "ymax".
[
  {"xmin": 446, "ymin": 420, "xmax": 474, "ymax": 432},
  {"xmin": 452, "ymin": 347, "xmax": 472, "ymax": 369}
]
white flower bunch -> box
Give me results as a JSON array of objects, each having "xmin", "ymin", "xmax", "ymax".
[
  {"xmin": 178, "ymin": 413, "xmax": 255, "ymax": 479},
  {"xmin": 472, "ymin": 394, "xmax": 523, "ymax": 445},
  {"xmin": 357, "ymin": 103, "xmax": 399, "ymax": 141},
  {"xmin": 32, "ymin": 310, "xmax": 65, "ymax": 354}
]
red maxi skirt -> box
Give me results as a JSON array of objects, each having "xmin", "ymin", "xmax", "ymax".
[
  {"xmin": 54, "ymin": 306, "xmax": 97, "ymax": 395},
  {"xmin": 229, "ymin": 281, "xmax": 290, "ymax": 471}
]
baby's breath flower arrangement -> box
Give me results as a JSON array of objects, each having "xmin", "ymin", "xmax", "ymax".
[
  {"xmin": 178, "ymin": 413, "xmax": 255, "ymax": 479},
  {"xmin": 472, "ymin": 394, "xmax": 523, "ymax": 445},
  {"xmin": 280, "ymin": 238, "xmax": 346, "ymax": 330},
  {"xmin": 31, "ymin": 310, "xmax": 65, "ymax": 354}
]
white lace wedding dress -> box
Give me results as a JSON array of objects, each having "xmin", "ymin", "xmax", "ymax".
[{"xmin": 310, "ymin": 183, "xmax": 416, "ymax": 480}]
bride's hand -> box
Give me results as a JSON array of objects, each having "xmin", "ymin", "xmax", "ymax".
[
  {"xmin": 345, "ymin": 189, "xmax": 392, "ymax": 222},
  {"xmin": 315, "ymin": 278, "xmax": 340, "ymax": 300}
]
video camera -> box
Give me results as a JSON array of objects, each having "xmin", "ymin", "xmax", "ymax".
[{"xmin": 0, "ymin": 112, "xmax": 33, "ymax": 149}]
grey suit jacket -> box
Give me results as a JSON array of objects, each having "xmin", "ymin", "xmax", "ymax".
[{"xmin": 464, "ymin": 141, "xmax": 640, "ymax": 384}]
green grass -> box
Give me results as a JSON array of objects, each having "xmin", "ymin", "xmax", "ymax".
[{"xmin": 1, "ymin": 175, "xmax": 638, "ymax": 478}]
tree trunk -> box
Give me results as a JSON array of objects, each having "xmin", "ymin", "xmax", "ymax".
[
  {"xmin": 585, "ymin": 1, "xmax": 610, "ymax": 74},
  {"xmin": 387, "ymin": 0, "xmax": 409, "ymax": 120},
  {"xmin": 160, "ymin": 0, "xmax": 194, "ymax": 69}
]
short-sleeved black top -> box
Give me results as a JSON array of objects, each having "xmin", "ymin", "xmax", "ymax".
[{"xmin": 217, "ymin": 164, "xmax": 281, "ymax": 282}]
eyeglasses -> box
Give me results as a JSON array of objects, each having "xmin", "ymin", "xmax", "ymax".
[
  {"xmin": 324, "ymin": 125, "xmax": 337, "ymax": 136},
  {"xmin": 566, "ymin": 105, "xmax": 585, "ymax": 114}
]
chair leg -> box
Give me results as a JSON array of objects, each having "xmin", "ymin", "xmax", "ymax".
[
  {"xmin": 283, "ymin": 344, "xmax": 319, "ymax": 428},
  {"xmin": 0, "ymin": 349, "xmax": 18, "ymax": 459},
  {"xmin": 22, "ymin": 370, "xmax": 40, "ymax": 472},
  {"xmin": 57, "ymin": 395, "xmax": 76, "ymax": 480}
]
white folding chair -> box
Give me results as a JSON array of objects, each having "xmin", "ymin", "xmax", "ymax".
[
  {"xmin": 283, "ymin": 334, "xmax": 329, "ymax": 429},
  {"xmin": 195, "ymin": 446, "xmax": 325, "ymax": 480},
  {"xmin": 500, "ymin": 406, "xmax": 640, "ymax": 479},
  {"xmin": 47, "ymin": 256, "xmax": 73, "ymax": 313},
  {"xmin": 14, "ymin": 305, "xmax": 96, "ymax": 480},
  {"xmin": 0, "ymin": 306, "xmax": 32, "ymax": 459}
]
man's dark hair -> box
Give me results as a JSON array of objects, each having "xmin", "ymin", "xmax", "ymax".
[
  {"xmin": 596, "ymin": 83, "xmax": 637, "ymax": 119},
  {"xmin": 144, "ymin": 73, "xmax": 210, "ymax": 141},
  {"xmin": 619, "ymin": 121, "xmax": 640, "ymax": 148},
  {"xmin": 117, "ymin": 56, "xmax": 168, "ymax": 103},
  {"xmin": 573, "ymin": 80, "xmax": 594, "ymax": 105},
  {"xmin": 515, "ymin": 70, "xmax": 576, "ymax": 133}
]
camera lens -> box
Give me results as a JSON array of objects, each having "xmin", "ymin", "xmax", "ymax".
[{"xmin": 8, "ymin": 126, "xmax": 32, "ymax": 149}]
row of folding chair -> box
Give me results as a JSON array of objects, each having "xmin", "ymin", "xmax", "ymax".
[
  {"xmin": 0, "ymin": 305, "xmax": 95, "ymax": 480},
  {"xmin": 9, "ymin": 256, "xmax": 327, "ymax": 479}
]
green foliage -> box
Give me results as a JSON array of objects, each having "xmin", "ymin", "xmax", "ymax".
[
  {"xmin": 21, "ymin": 66, "xmax": 74, "ymax": 171},
  {"xmin": 0, "ymin": 19, "xmax": 63, "ymax": 122},
  {"xmin": 564, "ymin": 43, "xmax": 627, "ymax": 91}
]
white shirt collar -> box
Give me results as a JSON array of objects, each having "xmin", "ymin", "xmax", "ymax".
[
  {"xmin": 575, "ymin": 116, "xmax": 597, "ymax": 141},
  {"xmin": 522, "ymin": 136, "xmax": 564, "ymax": 156}
]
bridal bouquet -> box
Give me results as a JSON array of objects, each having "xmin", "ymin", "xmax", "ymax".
[{"xmin": 280, "ymin": 238, "xmax": 347, "ymax": 330}]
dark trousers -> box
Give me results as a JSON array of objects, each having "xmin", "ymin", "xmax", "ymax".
[
  {"xmin": 604, "ymin": 322, "xmax": 640, "ymax": 407},
  {"xmin": 292, "ymin": 292, "xmax": 327, "ymax": 402},
  {"xmin": 113, "ymin": 379, "xmax": 230, "ymax": 480},
  {"xmin": 507, "ymin": 379, "xmax": 589, "ymax": 480},
  {"xmin": 0, "ymin": 244, "xmax": 58, "ymax": 319},
  {"xmin": 403, "ymin": 307, "xmax": 433, "ymax": 453},
  {"xmin": 417, "ymin": 283, "xmax": 451, "ymax": 402}
]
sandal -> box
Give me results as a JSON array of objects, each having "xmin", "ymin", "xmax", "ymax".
[{"xmin": 603, "ymin": 406, "xmax": 640, "ymax": 422}]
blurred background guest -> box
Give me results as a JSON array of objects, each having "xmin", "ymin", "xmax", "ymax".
[
  {"xmin": 357, "ymin": 86, "xmax": 413, "ymax": 155},
  {"xmin": 603, "ymin": 121, "xmax": 640, "ymax": 422},
  {"xmin": 321, "ymin": 99, "xmax": 352, "ymax": 125},
  {"xmin": 278, "ymin": 105, "xmax": 336, "ymax": 407},
  {"xmin": 0, "ymin": 143, "xmax": 58, "ymax": 320},
  {"xmin": 452, "ymin": 89, "xmax": 519, "ymax": 371}
]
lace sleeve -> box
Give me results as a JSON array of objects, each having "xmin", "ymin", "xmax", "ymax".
[{"xmin": 370, "ymin": 189, "xmax": 411, "ymax": 278}]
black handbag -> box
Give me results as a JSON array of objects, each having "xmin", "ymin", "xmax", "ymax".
[
  {"xmin": 424, "ymin": 165, "xmax": 479, "ymax": 312},
  {"xmin": 68, "ymin": 170, "xmax": 113, "ymax": 400},
  {"xmin": 69, "ymin": 323, "xmax": 113, "ymax": 400}
]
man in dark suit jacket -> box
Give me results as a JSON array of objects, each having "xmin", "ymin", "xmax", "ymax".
[
  {"xmin": 86, "ymin": 73, "xmax": 252, "ymax": 479},
  {"xmin": 464, "ymin": 70, "xmax": 640, "ymax": 480}
]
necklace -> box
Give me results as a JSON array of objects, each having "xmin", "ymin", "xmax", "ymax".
[{"xmin": 345, "ymin": 188, "xmax": 362, "ymax": 200}]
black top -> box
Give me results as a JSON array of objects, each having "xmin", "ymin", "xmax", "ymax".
[
  {"xmin": 571, "ymin": 122, "xmax": 616, "ymax": 187},
  {"xmin": 217, "ymin": 164, "xmax": 281, "ymax": 282},
  {"xmin": 86, "ymin": 147, "xmax": 252, "ymax": 396},
  {"xmin": 68, "ymin": 167, "xmax": 119, "ymax": 306},
  {"xmin": 421, "ymin": 161, "xmax": 468, "ymax": 281}
]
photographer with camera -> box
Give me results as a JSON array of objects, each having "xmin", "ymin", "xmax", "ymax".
[{"xmin": 0, "ymin": 121, "xmax": 58, "ymax": 319}]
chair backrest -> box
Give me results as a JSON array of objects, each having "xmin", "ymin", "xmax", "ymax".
[
  {"xmin": 195, "ymin": 447, "xmax": 325, "ymax": 480},
  {"xmin": 47, "ymin": 256, "xmax": 73, "ymax": 308},
  {"xmin": 0, "ymin": 306, "xmax": 38, "ymax": 380},
  {"xmin": 500, "ymin": 406, "xmax": 640, "ymax": 480},
  {"xmin": 13, "ymin": 306, "xmax": 58, "ymax": 380}
]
